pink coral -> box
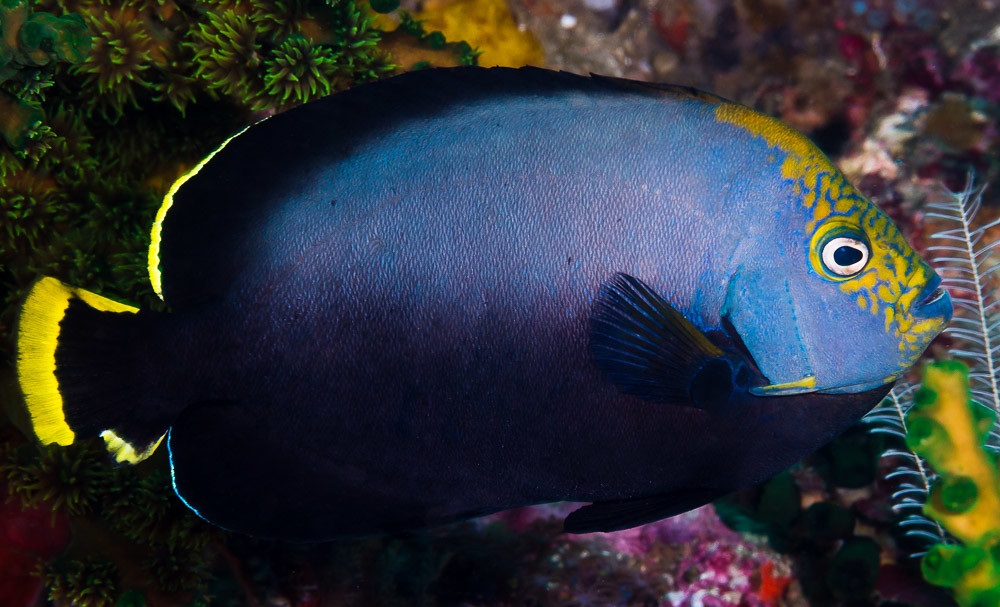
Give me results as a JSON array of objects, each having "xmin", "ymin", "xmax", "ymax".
[
  {"xmin": 670, "ymin": 542, "xmax": 793, "ymax": 606},
  {"xmin": 953, "ymin": 47, "xmax": 1000, "ymax": 104},
  {"xmin": 491, "ymin": 504, "xmax": 794, "ymax": 606},
  {"xmin": 598, "ymin": 506, "xmax": 746, "ymax": 556}
]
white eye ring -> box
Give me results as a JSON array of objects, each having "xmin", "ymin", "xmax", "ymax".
[{"xmin": 821, "ymin": 237, "xmax": 869, "ymax": 276}]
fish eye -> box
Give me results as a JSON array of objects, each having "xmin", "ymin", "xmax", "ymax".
[{"xmin": 821, "ymin": 237, "xmax": 869, "ymax": 276}]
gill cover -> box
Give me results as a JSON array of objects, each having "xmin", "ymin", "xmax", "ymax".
[
  {"xmin": 712, "ymin": 97, "xmax": 951, "ymax": 396},
  {"xmin": 723, "ymin": 216, "xmax": 951, "ymax": 396},
  {"xmin": 722, "ymin": 267, "xmax": 816, "ymax": 395}
]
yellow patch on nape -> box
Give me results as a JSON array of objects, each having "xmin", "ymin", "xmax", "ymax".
[
  {"xmin": 148, "ymin": 124, "xmax": 253, "ymax": 300},
  {"xmin": 714, "ymin": 103, "xmax": 860, "ymax": 231},
  {"xmin": 16, "ymin": 278, "xmax": 138, "ymax": 447},
  {"xmin": 101, "ymin": 430, "xmax": 165, "ymax": 464},
  {"xmin": 713, "ymin": 103, "xmax": 821, "ymax": 167}
]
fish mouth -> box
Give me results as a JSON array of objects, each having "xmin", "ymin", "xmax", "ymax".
[{"xmin": 911, "ymin": 275, "xmax": 952, "ymax": 321}]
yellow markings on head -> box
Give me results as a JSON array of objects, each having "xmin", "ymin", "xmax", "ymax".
[
  {"xmin": 16, "ymin": 278, "xmax": 138, "ymax": 447},
  {"xmin": 824, "ymin": 209, "xmax": 943, "ymax": 368},
  {"xmin": 715, "ymin": 103, "xmax": 818, "ymax": 163},
  {"xmin": 714, "ymin": 103, "xmax": 869, "ymax": 235},
  {"xmin": 101, "ymin": 430, "xmax": 166, "ymax": 464},
  {"xmin": 716, "ymin": 102, "xmax": 945, "ymax": 364},
  {"xmin": 148, "ymin": 125, "xmax": 253, "ymax": 300},
  {"xmin": 714, "ymin": 102, "xmax": 833, "ymax": 209}
]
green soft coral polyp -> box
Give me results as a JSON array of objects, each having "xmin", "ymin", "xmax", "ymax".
[
  {"xmin": 921, "ymin": 543, "xmax": 965, "ymax": 587},
  {"xmin": 906, "ymin": 361, "xmax": 1000, "ymax": 605},
  {"xmin": 938, "ymin": 475, "xmax": 980, "ymax": 514},
  {"xmin": 905, "ymin": 414, "xmax": 949, "ymax": 451}
]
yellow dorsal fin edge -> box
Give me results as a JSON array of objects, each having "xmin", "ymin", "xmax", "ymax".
[
  {"xmin": 16, "ymin": 277, "xmax": 138, "ymax": 446},
  {"xmin": 148, "ymin": 124, "xmax": 254, "ymax": 300}
]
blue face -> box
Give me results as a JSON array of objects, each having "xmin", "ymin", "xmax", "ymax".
[{"xmin": 711, "ymin": 104, "xmax": 952, "ymax": 395}]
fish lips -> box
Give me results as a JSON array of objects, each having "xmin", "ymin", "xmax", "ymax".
[{"xmin": 911, "ymin": 275, "xmax": 953, "ymax": 322}]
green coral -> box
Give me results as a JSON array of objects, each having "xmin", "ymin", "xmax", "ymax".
[
  {"xmin": 74, "ymin": 6, "xmax": 156, "ymax": 116},
  {"xmin": 263, "ymin": 34, "xmax": 338, "ymax": 107},
  {"xmin": 0, "ymin": 2, "xmax": 479, "ymax": 605},
  {"xmin": 144, "ymin": 546, "xmax": 213, "ymax": 594},
  {"xmin": 906, "ymin": 360, "xmax": 1000, "ymax": 606},
  {"xmin": 150, "ymin": 42, "xmax": 198, "ymax": 115},
  {"xmin": 714, "ymin": 424, "xmax": 896, "ymax": 603},
  {"xmin": 383, "ymin": 11, "xmax": 480, "ymax": 70},
  {"xmin": 36, "ymin": 102, "xmax": 98, "ymax": 185},
  {"xmin": 311, "ymin": 0, "xmax": 384, "ymax": 79},
  {"xmin": 45, "ymin": 557, "xmax": 120, "ymax": 607},
  {"xmin": 187, "ymin": 10, "xmax": 261, "ymax": 101},
  {"xmin": 0, "ymin": 435, "xmax": 219, "ymax": 603},
  {"xmin": 0, "ymin": 162, "xmax": 66, "ymax": 257},
  {"xmin": 184, "ymin": 0, "xmax": 394, "ymax": 110},
  {"xmin": 1, "ymin": 442, "xmax": 107, "ymax": 517},
  {"xmin": 18, "ymin": 443, "xmax": 108, "ymax": 516},
  {"xmin": 250, "ymin": 0, "xmax": 311, "ymax": 39}
]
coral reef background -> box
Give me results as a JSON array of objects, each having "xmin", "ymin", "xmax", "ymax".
[{"xmin": 1, "ymin": 0, "xmax": 999, "ymax": 605}]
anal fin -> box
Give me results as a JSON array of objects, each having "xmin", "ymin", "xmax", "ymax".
[{"xmin": 563, "ymin": 488, "xmax": 728, "ymax": 534}]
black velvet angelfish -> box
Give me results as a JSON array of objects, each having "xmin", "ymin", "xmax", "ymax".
[{"xmin": 16, "ymin": 67, "xmax": 952, "ymax": 540}]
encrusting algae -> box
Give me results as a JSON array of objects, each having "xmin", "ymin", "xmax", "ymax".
[{"xmin": 410, "ymin": 0, "xmax": 543, "ymax": 67}]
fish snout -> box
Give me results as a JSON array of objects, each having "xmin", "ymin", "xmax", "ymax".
[{"xmin": 910, "ymin": 275, "xmax": 953, "ymax": 322}]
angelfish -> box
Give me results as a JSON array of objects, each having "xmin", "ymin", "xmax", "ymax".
[{"xmin": 16, "ymin": 67, "xmax": 952, "ymax": 540}]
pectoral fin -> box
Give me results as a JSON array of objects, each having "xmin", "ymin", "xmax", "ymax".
[{"xmin": 589, "ymin": 273, "xmax": 749, "ymax": 411}]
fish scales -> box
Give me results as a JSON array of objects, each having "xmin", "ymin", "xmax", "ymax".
[
  {"xmin": 15, "ymin": 67, "xmax": 951, "ymax": 539},
  {"xmin": 156, "ymin": 72, "xmax": 795, "ymax": 527},
  {"xmin": 162, "ymin": 72, "xmax": 760, "ymax": 328}
]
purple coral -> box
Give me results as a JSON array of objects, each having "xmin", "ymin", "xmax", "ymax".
[
  {"xmin": 953, "ymin": 47, "xmax": 1000, "ymax": 104},
  {"xmin": 492, "ymin": 505, "xmax": 793, "ymax": 606},
  {"xmin": 663, "ymin": 539, "xmax": 788, "ymax": 607}
]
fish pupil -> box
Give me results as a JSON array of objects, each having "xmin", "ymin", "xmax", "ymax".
[{"xmin": 834, "ymin": 245, "xmax": 863, "ymax": 266}]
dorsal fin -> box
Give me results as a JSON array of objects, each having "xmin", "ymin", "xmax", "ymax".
[{"xmin": 588, "ymin": 73, "xmax": 728, "ymax": 103}]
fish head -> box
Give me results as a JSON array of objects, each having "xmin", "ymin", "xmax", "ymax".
[
  {"xmin": 721, "ymin": 170, "xmax": 951, "ymax": 396},
  {"xmin": 713, "ymin": 102, "xmax": 952, "ymax": 395}
]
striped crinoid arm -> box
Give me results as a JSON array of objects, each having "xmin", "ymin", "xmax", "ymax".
[
  {"xmin": 865, "ymin": 176, "xmax": 999, "ymax": 555},
  {"xmin": 866, "ymin": 382, "xmax": 949, "ymax": 555},
  {"xmin": 924, "ymin": 177, "xmax": 1000, "ymax": 447}
]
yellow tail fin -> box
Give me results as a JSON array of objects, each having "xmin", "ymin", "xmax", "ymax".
[{"xmin": 16, "ymin": 277, "xmax": 139, "ymax": 447}]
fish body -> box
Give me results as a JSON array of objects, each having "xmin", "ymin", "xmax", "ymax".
[{"xmin": 16, "ymin": 67, "xmax": 951, "ymax": 540}]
